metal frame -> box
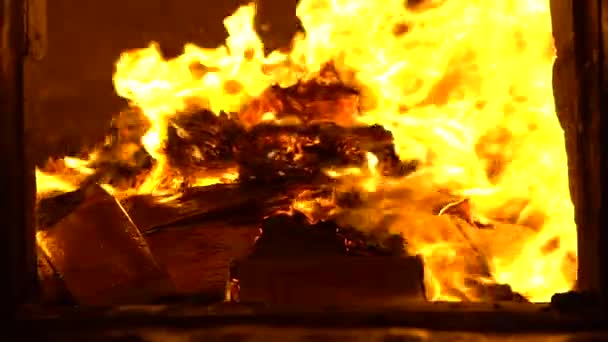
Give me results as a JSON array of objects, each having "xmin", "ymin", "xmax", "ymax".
[
  {"xmin": 0, "ymin": 0, "xmax": 36, "ymax": 319},
  {"xmin": 1, "ymin": 0, "xmax": 607, "ymax": 327}
]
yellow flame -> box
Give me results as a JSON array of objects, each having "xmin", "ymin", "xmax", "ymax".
[
  {"xmin": 63, "ymin": 157, "xmax": 94, "ymax": 174},
  {"xmin": 361, "ymin": 152, "xmax": 380, "ymax": 192},
  {"xmin": 35, "ymin": 169, "xmax": 78, "ymax": 196}
]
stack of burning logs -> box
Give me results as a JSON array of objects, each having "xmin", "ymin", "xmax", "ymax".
[{"xmin": 36, "ymin": 64, "xmax": 528, "ymax": 307}]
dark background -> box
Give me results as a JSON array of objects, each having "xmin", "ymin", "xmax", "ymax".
[{"xmin": 25, "ymin": 0, "xmax": 299, "ymax": 164}]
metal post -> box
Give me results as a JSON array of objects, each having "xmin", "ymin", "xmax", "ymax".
[
  {"xmin": 551, "ymin": 0, "xmax": 608, "ymax": 312},
  {"xmin": 0, "ymin": 0, "xmax": 37, "ymax": 317}
]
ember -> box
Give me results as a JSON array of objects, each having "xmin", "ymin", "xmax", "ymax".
[{"xmin": 36, "ymin": 0, "xmax": 576, "ymax": 304}]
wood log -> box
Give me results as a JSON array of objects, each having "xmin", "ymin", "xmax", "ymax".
[
  {"xmin": 121, "ymin": 185, "xmax": 267, "ymax": 296},
  {"xmin": 120, "ymin": 182, "xmax": 314, "ymax": 232},
  {"xmin": 36, "ymin": 185, "xmax": 175, "ymax": 305},
  {"xmin": 229, "ymin": 255, "xmax": 426, "ymax": 307},
  {"xmin": 144, "ymin": 222, "xmax": 259, "ymax": 296}
]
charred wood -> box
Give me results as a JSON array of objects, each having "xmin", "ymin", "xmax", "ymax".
[
  {"xmin": 165, "ymin": 109, "xmax": 244, "ymax": 178},
  {"xmin": 251, "ymin": 212, "xmax": 407, "ymax": 258},
  {"xmin": 121, "ymin": 182, "xmax": 322, "ymax": 233},
  {"xmin": 237, "ymin": 122, "xmax": 415, "ymax": 182}
]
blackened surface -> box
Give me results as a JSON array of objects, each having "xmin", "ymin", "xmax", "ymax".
[{"xmin": 1, "ymin": 0, "xmax": 37, "ymax": 318}]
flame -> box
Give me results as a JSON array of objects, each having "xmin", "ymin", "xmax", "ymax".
[
  {"xmin": 36, "ymin": 0, "xmax": 576, "ymax": 302},
  {"xmin": 361, "ymin": 152, "xmax": 380, "ymax": 192},
  {"xmin": 35, "ymin": 169, "xmax": 78, "ymax": 196},
  {"xmin": 35, "ymin": 156, "xmax": 95, "ymax": 196},
  {"xmin": 288, "ymin": 0, "xmax": 573, "ymax": 301}
]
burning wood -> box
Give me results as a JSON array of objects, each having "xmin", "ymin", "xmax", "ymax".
[
  {"xmin": 237, "ymin": 122, "xmax": 414, "ymax": 182},
  {"xmin": 34, "ymin": 106, "xmax": 531, "ymax": 304},
  {"xmin": 121, "ymin": 182, "xmax": 322, "ymax": 232},
  {"xmin": 250, "ymin": 212, "xmax": 407, "ymax": 258},
  {"xmin": 35, "ymin": 52, "xmax": 538, "ymax": 306},
  {"xmin": 143, "ymin": 222, "xmax": 259, "ymax": 296}
]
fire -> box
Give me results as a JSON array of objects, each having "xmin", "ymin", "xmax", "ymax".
[{"xmin": 37, "ymin": 0, "xmax": 576, "ymax": 302}]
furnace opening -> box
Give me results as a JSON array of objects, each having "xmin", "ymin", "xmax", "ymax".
[{"xmin": 34, "ymin": 0, "xmax": 576, "ymax": 305}]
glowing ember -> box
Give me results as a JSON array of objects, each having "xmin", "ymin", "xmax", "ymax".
[{"xmin": 37, "ymin": 0, "xmax": 576, "ymax": 302}]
